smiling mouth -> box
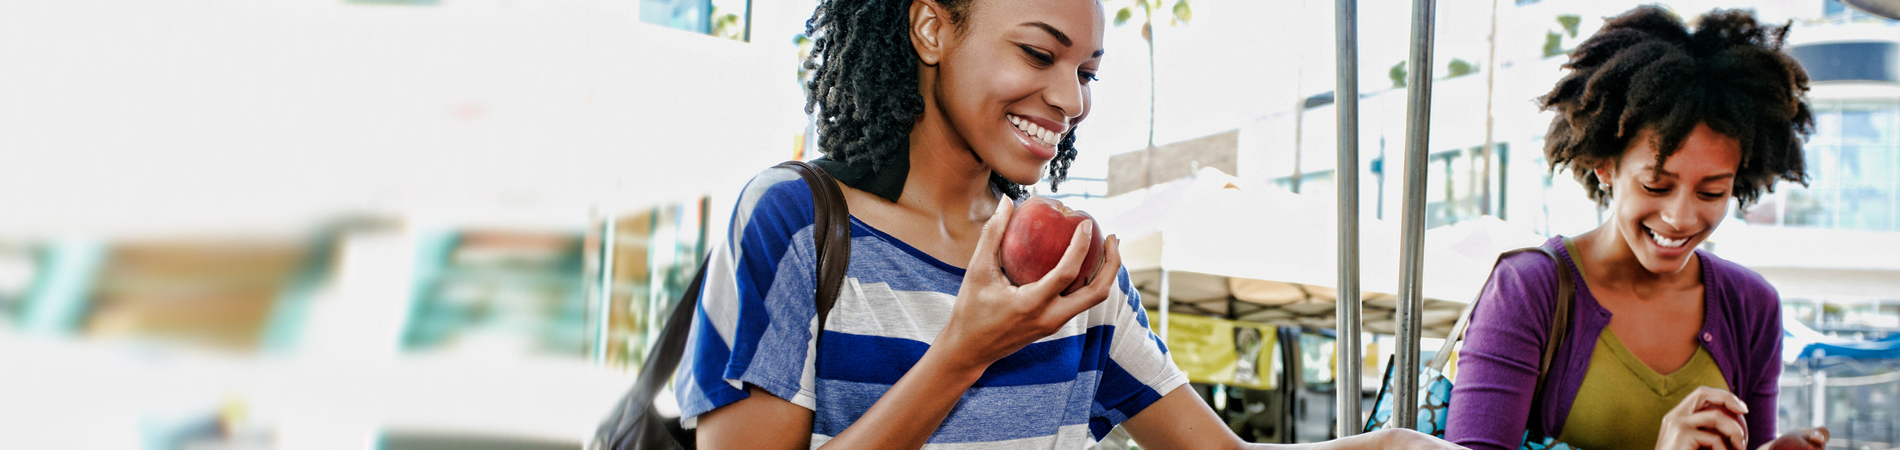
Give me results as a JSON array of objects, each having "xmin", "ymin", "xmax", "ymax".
[
  {"xmin": 1644, "ymin": 225, "xmax": 1693, "ymax": 249},
  {"xmin": 1008, "ymin": 114, "xmax": 1061, "ymax": 148}
]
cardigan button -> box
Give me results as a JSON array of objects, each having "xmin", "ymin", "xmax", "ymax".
[{"xmin": 1701, "ymin": 332, "xmax": 1714, "ymax": 342}]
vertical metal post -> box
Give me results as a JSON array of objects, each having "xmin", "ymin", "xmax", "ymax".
[
  {"xmin": 593, "ymin": 212, "xmax": 618, "ymax": 365},
  {"xmin": 1334, "ymin": 0, "xmax": 1364, "ymax": 437},
  {"xmin": 1158, "ymin": 269, "xmax": 1171, "ymax": 342},
  {"xmin": 741, "ymin": 0, "xmax": 753, "ymax": 42},
  {"xmin": 1394, "ymin": 0, "xmax": 1438, "ymax": 429},
  {"xmin": 1813, "ymin": 353, "xmax": 1828, "ymax": 429}
]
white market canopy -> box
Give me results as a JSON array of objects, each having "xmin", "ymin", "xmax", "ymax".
[{"xmin": 1098, "ymin": 168, "xmax": 1547, "ymax": 338}]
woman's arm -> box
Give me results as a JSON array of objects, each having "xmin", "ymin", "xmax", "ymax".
[
  {"xmin": 697, "ymin": 200, "xmax": 1124, "ymax": 449},
  {"xmin": 1121, "ymin": 387, "xmax": 1465, "ymax": 450},
  {"xmin": 1443, "ymin": 254, "xmax": 1559, "ymax": 449},
  {"xmin": 1744, "ymin": 285, "xmax": 1784, "ymax": 449}
]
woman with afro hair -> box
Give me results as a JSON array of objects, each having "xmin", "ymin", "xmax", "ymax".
[
  {"xmin": 1446, "ymin": 6, "xmax": 1829, "ymax": 450},
  {"xmin": 671, "ymin": 0, "xmax": 1459, "ymax": 448}
]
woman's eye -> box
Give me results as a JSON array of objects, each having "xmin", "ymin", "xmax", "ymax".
[
  {"xmin": 1019, "ymin": 45, "xmax": 1054, "ymax": 65},
  {"xmin": 1643, "ymin": 185, "xmax": 1668, "ymax": 194},
  {"xmin": 1699, "ymin": 191, "xmax": 1726, "ymax": 199},
  {"xmin": 1080, "ymin": 71, "xmax": 1099, "ymax": 85}
]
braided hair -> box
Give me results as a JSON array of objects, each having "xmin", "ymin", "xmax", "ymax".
[
  {"xmin": 1541, "ymin": 6, "xmax": 1813, "ymax": 207},
  {"xmin": 803, "ymin": 0, "xmax": 1082, "ymax": 199}
]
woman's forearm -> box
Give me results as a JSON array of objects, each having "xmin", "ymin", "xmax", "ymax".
[{"xmin": 815, "ymin": 346, "xmax": 989, "ymax": 449}]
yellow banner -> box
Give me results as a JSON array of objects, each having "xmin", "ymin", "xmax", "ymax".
[{"xmin": 1152, "ymin": 310, "xmax": 1277, "ymax": 390}]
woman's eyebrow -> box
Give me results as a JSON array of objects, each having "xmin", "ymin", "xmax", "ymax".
[
  {"xmin": 1646, "ymin": 164, "xmax": 1736, "ymax": 182},
  {"xmin": 1018, "ymin": 21, "xmax": 1106, "ymax": 58},
  {"xmin": 1020, "ymin": 21, "xmax": 1072, "ymax": 46}
]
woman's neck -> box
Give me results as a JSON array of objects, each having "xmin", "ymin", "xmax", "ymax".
[
  {"xmin": 1574, "ymin": 225, "xmax": 1699, "ymax": 296},
  {"xmin": 899, "ymin": 115, "xmax": 1003, "ymax": 225}
]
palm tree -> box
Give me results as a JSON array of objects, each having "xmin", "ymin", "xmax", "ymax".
[{"xmin": 1108, "ymin": 0, "xmax": 1192, "ymax": 149}]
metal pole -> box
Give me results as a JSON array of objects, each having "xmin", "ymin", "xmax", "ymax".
[
  {"xmin": 1813, "ymin": 353, "xmax": 1828, "ymax": 429},
  {"xmin": 1334, "ymin": 0, "xmax": 1364, "ymax": 437},
  {"xmin": 1159, "ymin": 269, "xmax": 1171, "ymax": 342},
  {"xmin": 1393, "ymin": 0, "xmax": 1437, "ymax": 429},
  {"xmin": 741, "ymin": 0, "xmax": 753, "ymax": 43},
  {"xmin": 593, "ymin": 211, "xmax": 618, "ymax": 365}
]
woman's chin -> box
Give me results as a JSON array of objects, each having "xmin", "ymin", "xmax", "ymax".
[{"xmin": 988, "ymin": 161, "xmax": 1046, "ymax": 187}]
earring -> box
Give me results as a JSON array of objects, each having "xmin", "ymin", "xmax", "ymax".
[{"xmin": 1598, "ymin": 182, "xmax": 1611, "ymax": 195}]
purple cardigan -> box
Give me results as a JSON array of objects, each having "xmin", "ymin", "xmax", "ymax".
[{"xmin": 1444, "ymin": 237, "xmax": 1784, "ymax": 450}]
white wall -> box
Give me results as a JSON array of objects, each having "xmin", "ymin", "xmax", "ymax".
[{"xmin": 0, "ymin": 0, "xmax": 803, "ymax": 238}]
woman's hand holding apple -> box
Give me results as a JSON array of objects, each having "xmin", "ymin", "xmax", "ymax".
[
  {"xmin": 934, "ymin": 199, "xmax": 1122, "ymax": 373},
  {"xmin": 1656, "ymin": 387, "xmax": 1750, "ymax": 450},
  {"xmin": 998, "ymin": 196, "xmax": 1106, "ymax": 295}
]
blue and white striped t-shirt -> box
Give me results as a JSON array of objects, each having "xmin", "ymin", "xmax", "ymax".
[{"xmin": 676, "ymin": 167, "xmax": 1187, "ymax": 448}]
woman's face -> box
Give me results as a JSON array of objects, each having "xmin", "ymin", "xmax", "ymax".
[
  {"xmin": 930, "ymin": 0, "xmax": 1104, "ymax": 185},
  {"xmin": 1596, "ymin": 123, "xmax": 1742, "ymax": 275}
]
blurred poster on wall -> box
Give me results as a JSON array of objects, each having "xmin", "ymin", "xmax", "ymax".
[{"xmin": 1154, "ymin": 310, "xmax": 1277, "ymax": 390}]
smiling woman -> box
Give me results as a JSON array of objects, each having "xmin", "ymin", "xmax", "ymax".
[
  {"xmin": 668, "ymin": 0, "xmax": 1460, "ymax": 449},
  {"xmin": 1445, "ymin": 6, "xmax": 1831, "ymax": 450}
]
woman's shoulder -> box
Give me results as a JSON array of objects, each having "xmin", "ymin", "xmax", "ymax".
[
  {"xmin": 1697, "ymin": 250, "xmax": 1781, "ymax": 311},
  {"xmin": 732, "ymin": 165, "xmax": 824, "ymax": 230},
  {"xmin": 1485, "ymin": 237, "xmax": 1569, "ymax": 296}
]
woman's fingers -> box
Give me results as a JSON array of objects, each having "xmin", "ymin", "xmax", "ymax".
[
  {"xmin": 1683, "ymin": 408, "xmax": 1748, "ymax": 450},
  {"xmin": 1686, "ymin": 387, "xmax": 1749, "ymax": 450},
  {"xmin": 1661, "ymin": 387, "xmax": 1749, "ymax": 450},
  {"xmin": 1687, "ymin": 430, "xmax": 1732, "ymax": 450},
  {"xmin": 1689, "ymin": 386, "xmax": 1751, "ymax": 416},
  {"xmin": 1053, "ymin": 234, "xmax": 1123, "ymax": 317},
  {"xmin": 1020, "ymin": 219, "xmax": 1095, "ymax": 300},
  {"xmin": 967, "ymin": 199, "xmax": 1015, "ymax": 277}
]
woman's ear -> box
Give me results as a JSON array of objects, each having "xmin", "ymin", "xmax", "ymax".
[
  {"xmin": 910, "ymin": 0, "xmax": 948, "ymax": 66},
  {"xmin": 1594, "ymin": 161, "xmax": 1615, "ymax": 187}
]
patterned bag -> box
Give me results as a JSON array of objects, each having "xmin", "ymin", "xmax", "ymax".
[{"xmin": 1362, "ymin": 247, "xmax": 1580, "ymax": 450}]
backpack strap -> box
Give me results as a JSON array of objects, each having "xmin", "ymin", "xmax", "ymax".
[
  {"xmin": 1526, "ymin": 246, "xmax": 1574, "ymax": 408},
  {"xmin": 1430, "ymin": 245, "xmax": 1574, "ymax": 437},
  {"xmin": 777, "ymin": 160, "xmax": 852, "ymax": 329}
]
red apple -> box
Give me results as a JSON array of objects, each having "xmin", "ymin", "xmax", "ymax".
[{"xmin": 998, "ymin": 196, "xmax": 1106, "ymax": 295}]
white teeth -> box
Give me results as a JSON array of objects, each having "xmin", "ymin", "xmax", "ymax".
[
  {"xmin": 1008, "ymin": 114, "xmax": 1060, "ymax": 147},
  {"xmin": 1003, "ymin": 114, "xmax": 1064, "ymax": 148},
  {"xmin": 1649, "ymin": 229, "xmax": 1687, "ymax": 248}
]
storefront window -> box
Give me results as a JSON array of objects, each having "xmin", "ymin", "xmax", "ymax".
[
  {"xmin": 0, "ymin": 245, "xmax": 37, "ymax": 329},
  {"xmin": 402, "ymin": 231, "xmax": 588, "ymax": 357},
  {"xmin": 1762, "ymin": 98, "xmax": 1900, "ymax": 231},
  {"xmin": 600, "ymin": 198, "xmax": 710, "ymax": 370},
  {"xmin": 84, "ymin": 239, "xmax": 317, "ymax": 351}
]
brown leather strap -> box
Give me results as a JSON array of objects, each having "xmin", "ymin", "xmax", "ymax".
[
  {"xmin": 595, "ymin": 161, "xmax": 854, "ymax": 450},
  {"xmin": 776, "ymin": 160, "xmax": 852, "ymax": 329},
  {"xmin": 1435, "ymin": 245, "xmax": 1575, "ymax": 437},
  {"xmin": 1527, "ymin": 246, "xmax": 1574, "ymax": 408}
]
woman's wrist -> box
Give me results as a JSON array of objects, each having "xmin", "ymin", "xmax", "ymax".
[{"xmin": 917, "ymin": 338, "xmax": 993, "ymax": 386}]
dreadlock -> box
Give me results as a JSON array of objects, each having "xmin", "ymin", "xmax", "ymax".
[
  {"xmin": 1541, "ymin": 5, "xmax": 1813, "ymax": 207},
  {"xmin": 803, "ymin": 0, "xmax": 1083, "ymax": 199}
]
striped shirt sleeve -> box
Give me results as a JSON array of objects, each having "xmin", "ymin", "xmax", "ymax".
[
  {"xmin": 676, "ymin": 168, "xmax": 825, "ymax": 428},
  {"xmin": 1088, "ymin": 267, "xmax": 1189, "ymax": 438}
]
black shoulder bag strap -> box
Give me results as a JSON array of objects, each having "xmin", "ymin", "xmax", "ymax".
[
  {"xmin": 592, "ymin": 160, "xmax": 852, "ymax": 450},
  {"xmin": 1428, "ymin": 245, "xmax": 1574, "ymax": 437}
]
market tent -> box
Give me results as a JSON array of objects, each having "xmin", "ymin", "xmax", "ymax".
[
  {"xmin": 1784, "ymin": 315, "xmax": 1900, "ymax": 365},
  {"xmin": 1102, "ymin": 168, "xmax": 1542, "ymax": 338}
]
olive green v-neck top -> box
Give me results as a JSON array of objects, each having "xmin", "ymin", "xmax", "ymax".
[
  {"xmin": 1553, "ymin": 238, "xmax": 1730, "ymax": 449},
  {"xmin": 1554, "ymin": 329, "xmax": 1728, "ymax": 449}
]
